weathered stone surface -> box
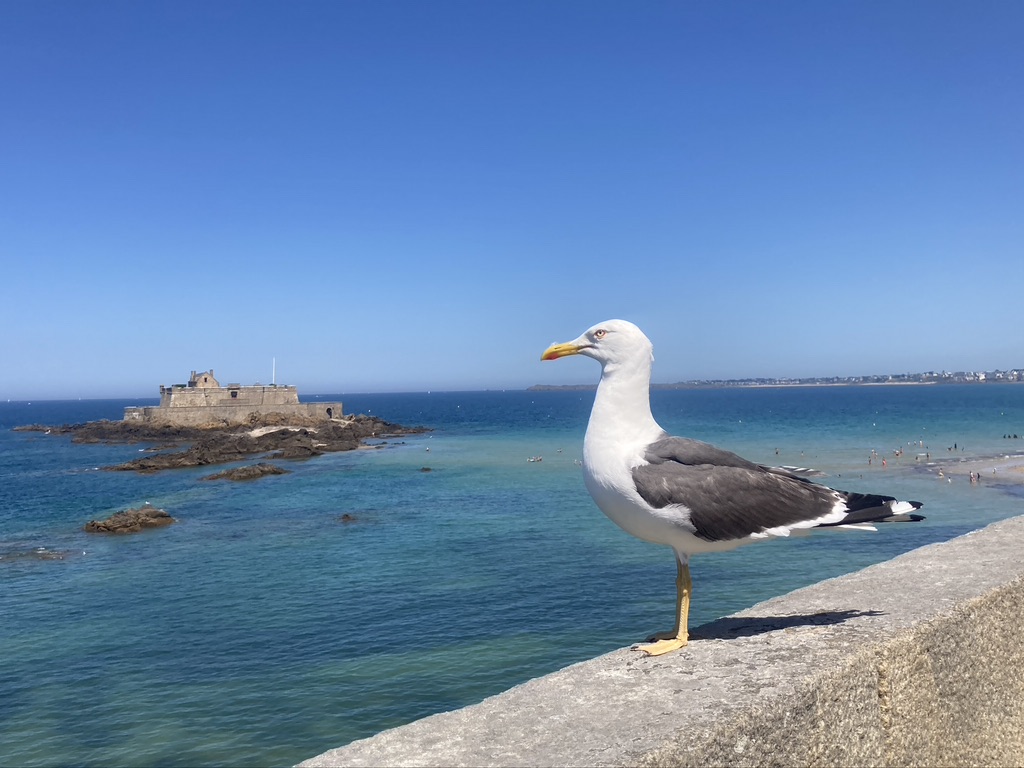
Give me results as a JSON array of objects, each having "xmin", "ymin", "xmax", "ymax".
[
  {"xmin": 201, "ymin": 462, "xmax": 291, "ymax": 481},
  {"xmin": 299, "ymin": 516, "xmax": 1024, "ymax": 768},
  {"xmin": 84, "ymin": 506, "xmax": 176, "ymax": 534},
  {"xmin": 17, "ymin": 415, "xmax": 428, "ymax": 473}
]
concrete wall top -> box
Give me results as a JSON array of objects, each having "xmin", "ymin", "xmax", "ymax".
[{"xmin": 299, "ymin": 516, "xmax": 1024, "ymax": 767}]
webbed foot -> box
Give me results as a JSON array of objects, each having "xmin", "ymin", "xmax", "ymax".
[{"xmin": 633, "ymin": 633, "xmax": 688, "ymax": 656}]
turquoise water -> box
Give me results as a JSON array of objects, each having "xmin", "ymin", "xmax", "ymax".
[{"xmin": 2, "ymin": 386, "xmax": 1023, "ymax": 767}]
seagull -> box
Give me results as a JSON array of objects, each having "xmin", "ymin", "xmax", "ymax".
[{"xmin": 541, "ymin": 319, "xmax": 924, "ymax": 656}]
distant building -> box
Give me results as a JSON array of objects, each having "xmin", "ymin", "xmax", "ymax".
[{"xmin": 124, "ymin": 369, "xmax": 343, "ymax": 427}]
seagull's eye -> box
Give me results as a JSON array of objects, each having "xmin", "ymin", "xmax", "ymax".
[{"xmin": 593, "ymin": 329, "xmax": 607, "ymax": 340}]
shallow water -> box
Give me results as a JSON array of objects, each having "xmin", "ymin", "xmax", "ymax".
[{"xmin": 1, "ymin": 385, "xmax": 1022, "ymax": 766}]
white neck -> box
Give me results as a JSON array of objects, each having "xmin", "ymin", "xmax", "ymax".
[{"xmin": 586, "ymin": 355, "xmax": 663, "ymax": 451}]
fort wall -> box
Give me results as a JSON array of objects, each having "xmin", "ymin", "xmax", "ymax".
[
  {"xmin": 124, "ymin": 401, "xmax": 343, "ymax": 427},
  {"xmin": 300, "ymin": 515, "xmax": 1024, "ymax": 767},
  {"xmin": 158, "ymin": 385, "xmax": 301, "ymax": 409},
  {"xmin": 124, "ymin": 369, "xmax": 343, "ymax": 426}
]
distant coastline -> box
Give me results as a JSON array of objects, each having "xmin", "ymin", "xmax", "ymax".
[
  {"xmin": 529, "ymin": 368, "xmax": 1024, "ymax": 392},
  {"xmin": 527, "ymin": 382, "xmax": 944, "ymax": 392}
]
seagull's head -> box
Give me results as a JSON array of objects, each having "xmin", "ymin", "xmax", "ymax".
[{"xmin": 541, "ymin": 319, "xmax": 654, "ymax": 371}]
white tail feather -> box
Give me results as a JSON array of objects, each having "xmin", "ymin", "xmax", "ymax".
[{"xmin": 887, "ymin": 501, "xmax": 918, "ymax": 514}]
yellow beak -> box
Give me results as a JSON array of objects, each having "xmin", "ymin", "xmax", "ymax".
[{"xmin": 541, "ymin": 342, "xmax": 583, "ymax": 361}]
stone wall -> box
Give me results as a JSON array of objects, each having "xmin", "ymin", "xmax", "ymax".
[
  {"xmin": 299, "ymin": 516, "xmax": 1024, "ymax": 767},
  {"xmin": 124, "ymin": 401, "xmax": 343, "ymax": 426},
  {"xmin": 159, "ymin": 385, "xmax": 301, "ymax": 408}
]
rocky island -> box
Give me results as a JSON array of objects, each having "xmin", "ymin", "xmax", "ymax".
[
  {"xmin": 16, "ymin": 414, "xmax": 426, "ymax": 472},
  {"xmin": 15, "ymin": 368, "xmax": 428, "ymax": 473},
  {"xmin": 201, "ymin": 462, "xmax": 291, "ymax": 482},
  {"xmin": 84, "ymin": 505, "xmax": 176, "ymax": 533}
]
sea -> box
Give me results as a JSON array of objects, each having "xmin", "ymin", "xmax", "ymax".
[{"xmin": 2, "ymin": 385, "xmax": 1023, "ymax": 767}]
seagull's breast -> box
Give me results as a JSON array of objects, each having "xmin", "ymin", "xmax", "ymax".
[
  {"xmin": 582, "ymin": 433, "xmax": 690, "ymax": 546},
  {"xmin": 578, "ymin": 366, "xmax": 733, "ymax": 554}
]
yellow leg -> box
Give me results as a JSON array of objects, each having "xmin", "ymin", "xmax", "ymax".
[{"xmin": 635, "ymin": 557, "xmax": 691, "ymax": 656}]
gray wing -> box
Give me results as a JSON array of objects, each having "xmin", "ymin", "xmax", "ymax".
[
  {"xmin": 634, "ymin": 437, "xmax": 841, "ymax": 542},
  {"xmin": 642, "ymin": 436, "xmax": 767, "ymax": 473}
]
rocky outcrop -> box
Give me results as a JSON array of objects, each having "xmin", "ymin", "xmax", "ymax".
[
  {"xmin": 201, "ymin": 463, "xmax": 291, "ymax": 481},
  {"xmin": 84, "ymin": 506, "xmax": 176, "ymax": 534},
  {"xmin": 17, "ymin": 415, "xmax": 428, "ymax": 473},
  {"xmin": 0, "ymin": 546, "xmax": 80, "ymax": 563}
]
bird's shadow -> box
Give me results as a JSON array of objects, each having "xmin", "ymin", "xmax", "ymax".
[{"xmin": 690, "ymin": 609, "xmax": 883, "ymax": 641}]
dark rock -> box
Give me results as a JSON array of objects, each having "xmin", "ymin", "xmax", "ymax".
[
  {"xmin": 420, "ymin": 467, "xmax": 433, "ymax": 472},
  {"xmin": 85, "ymin": 505, "xmax": 176, "ymax": 534},
  {"xmin": 0, "ymin": 546, "xmax": 79, "ymax": 563},
  {"xmin": 14, "ymin": 415, "xmax": 429, "ymax": 473},
  {"xmin": 201, "ymin": 463, "xmax": 291, "ymax": 481}
]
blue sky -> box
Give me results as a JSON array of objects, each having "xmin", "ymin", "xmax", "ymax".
[{"xmin": 2, "ymin": 1, "xmax": 1022, "ymax": 399}]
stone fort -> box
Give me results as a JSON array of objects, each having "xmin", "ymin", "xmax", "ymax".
[{"xmin": 123, "ymin": 369, "xmax": 343, "ymax": 427}]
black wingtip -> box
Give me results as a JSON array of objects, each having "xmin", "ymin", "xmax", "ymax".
[{"xmin": 880, "ymin": 513, "xmax": 926, "ymax": 523}]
